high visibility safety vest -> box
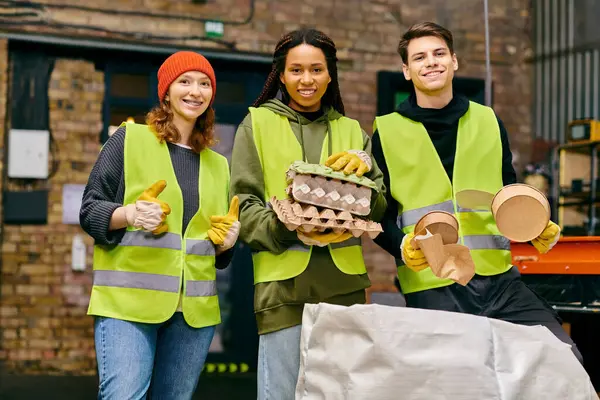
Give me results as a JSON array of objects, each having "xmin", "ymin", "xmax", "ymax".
[
  {"xmin": 249, "ymin": 107, "xmax": 368, "ymax": 284},
  {"xmin": 374, "ymin": 101, "xmax": 512, "ymax": 294},
  {"xmin": 88, "ymin": 122, "xmax": 230, "ymax": 328}
]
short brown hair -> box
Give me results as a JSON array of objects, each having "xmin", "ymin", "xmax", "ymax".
[
  {"xmin": 145, "ymin": 103, "xmax": 216, "ymax": 154},
  {"xmin": 397, "ymin": 22, "xmax": 454, "ymax": 64}
]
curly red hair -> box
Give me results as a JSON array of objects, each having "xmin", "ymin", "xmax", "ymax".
[{"xmin": 145, "ymin": 102, "xmax": 216, "ymax": 153}]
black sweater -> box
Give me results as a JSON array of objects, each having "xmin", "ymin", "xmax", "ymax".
[
  {"xmin": 371, "ymin": 93, "xmax": 517, "ymax": 259},
  {"xmin": 79, "ymin": 126, "xmax": 232, "ymax": 268}
]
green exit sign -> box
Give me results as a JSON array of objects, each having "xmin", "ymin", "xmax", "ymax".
[{"xmin": 205, "ymin": 21, "xmax": 224, "ymax": 38}]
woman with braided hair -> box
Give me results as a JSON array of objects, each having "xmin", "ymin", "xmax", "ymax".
[{"xmin": 229, "ymin": 28, "xmax": 387, "ymax": 399}]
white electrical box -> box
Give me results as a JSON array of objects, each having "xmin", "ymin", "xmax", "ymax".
[
  {"xmin": 8, "ymin": 129, "xmax": 50, "ymax": 179},
  {"xmin": 71, "ymin": 234, "xmax": 87, "ymax": 271}
]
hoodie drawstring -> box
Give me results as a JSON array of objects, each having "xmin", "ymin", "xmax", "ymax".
[{"xmin": 297, "ymin": 115, "xmax": 307, "ymax": 162}]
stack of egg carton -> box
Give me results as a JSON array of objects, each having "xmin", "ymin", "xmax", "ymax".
[{"xmin": 271, "ymin": 161, "xmax": 383, "ymax": 239}]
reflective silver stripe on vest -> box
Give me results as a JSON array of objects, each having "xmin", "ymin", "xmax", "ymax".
[
  {"xmin": 463, "ymin": 235, "xmax": 511, "ymax": 251},
  {"xmin": 395, "ymin": 236, "xmax": 510, "ymax": 268},
  {"xmin": 93, "ymin": 270, "xmax": 180, "ymax": 292},
  {"xmin": 397, "ymin": 200, "xmax": 455, "ymax": 229},
  {"xmin": 186, "ymin": 240, "xmax": 215, "ymax": 256},
  {"xmin": 121, "ymin": 232, "xmax": 216, "ymax": 256},
  {"xmin": 330, "ymin": 237, "xmax": 362, "ymax": 249},
  {"xmin": 121, "ymin": 231, "xmax": 182, "ymax": 250},
  {"xmin": 186, "ymin": 280, "xmax": 217, "ymax": 297},
  {"xmin": 457, "ymin": 207, "xmax": 489, "ymax": 213}
]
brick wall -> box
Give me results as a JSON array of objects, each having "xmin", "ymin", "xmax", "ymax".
[
  {"xmin": 0, "ymin": 59, "xmax": 103, "ymax": 374},
  {"xmin": 0, "ymin": 39, "xmax": 6, "ymax": 211},
  {"xmin": 0, "ymin": 38, "xmax": 8, "ymax": 364},
  {"xmin": 0, "ymin": 0, "xmax": 533, "ymax": 374}
]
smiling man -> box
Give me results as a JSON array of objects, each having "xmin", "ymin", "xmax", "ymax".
[{"xmin": 371, "ymin": 22, "xmax": 583, "ymax": 363}]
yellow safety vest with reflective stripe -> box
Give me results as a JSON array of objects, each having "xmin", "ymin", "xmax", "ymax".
[
  {"xmin": 374, "ymin": 101, "xmax": 512, "ymax": 294},
  {"xmin": 88, "ymin": 122, "xmax": 230, "ymax": 328},
  {"xmin": 249, "ymin": 107, "xmax": 367, "ymax": 284}
]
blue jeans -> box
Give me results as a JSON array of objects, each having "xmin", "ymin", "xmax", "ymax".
[
  {"xmin": 257, "ymin": 325, "xmax": 302, "ymax": 400},
  {"xmin": 94, "ymin": 313, "xmax": 215, "ymax": 400}
]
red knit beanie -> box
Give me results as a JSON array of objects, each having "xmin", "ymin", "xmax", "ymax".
[{"xmin": 157, "ymin": 51, "xmax": 216, "ymax": 105}]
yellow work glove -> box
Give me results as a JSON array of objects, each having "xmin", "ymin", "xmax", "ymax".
[
  {"xmin": 325, "ymin": 150, "xmax": 372, "ymax": 177},
  {"xmin": 297, "ymin": 230, "xmax": 354, "ymax": 247},
  {"xmin": 208, "ymin": 196, "xmax": 240, "ymax": 251},
  {"xmin": 124, "ymin": 180, "xmax": 172, "ymax": 235},
  {"xmin": 401, "ymin": 232, "xmax": 428, "ymax": 272},
  {"xmin": 531, "ymin": 220, "xmax": 561, "ymax": 254}
]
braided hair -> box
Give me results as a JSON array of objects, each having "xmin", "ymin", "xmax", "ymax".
[{"xmin": 252, "ymin": 28, "xmax": 345, "ymax": 115}]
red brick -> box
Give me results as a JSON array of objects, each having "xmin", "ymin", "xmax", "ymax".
[
  {"xmin": 1, "ymin": 296, "xmax": 30, "ymax": 306},
  {"xmin": 18, "ymin": 306, "xmax": 52, "ymax": 318},
  {"xmin": 3, "ymin": 329, "xmax": 18, "ymax": 340},
  {"xmin": 61, "ymin": 285, "xmax": 84, "ymax": 296},
  {"xmin": 51, "ymin": 307, "xmax": 69, "ymax": 317},
  {"xmin": 35, "ymin": 318, "xmax": 62, "ymax": 329},
  {"xmin": 28, "ymin": 339, "xmax": 61, "ymax": 349},
  {"xmin": 29, "ymin": 296, "xmax": 63, "ymax": 307},
  {"xmin": 15, "ymin": 285, "xmax": 50, "ymax": 296},
  {"xmin": 3, "ymin": 339, "xmax": 27, "ymax": 349},
  {"xmin": 0, "ymin": 305, "xmax": 18, "ymax": 317},
  {"xmin": 0, "ymin": 318, "xmax": 27, "ymax": 328},
  {"xmin": 19, "ymin": 328, "xmax": 49, "ymax": 338},
  {"xmin": 2, "ymin": 243, "xmax": 17, "ymax": 253},
  {"xmin": 30, "ymin": 276, "xmax": 63, "ymax": 285},
  {"xmin": 19, "ymin": 264, "xmax": 53, "ymax": 276},
  {"xmin": 8, "ymin": 349, "xmax": 43, "ymax": 361},
  {"xmin": 60, "ymin": 317, "xmax": 94, "ymax": 328},
  {"xmin": 66, "ymin": 307, "xmax": 89, "ymax": 317}
]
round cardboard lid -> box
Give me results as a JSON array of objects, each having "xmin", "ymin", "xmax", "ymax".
[
  {"xmin": 492, "ymin": 184, "xmax": 550, "ymax": 242},
  {"xmin": 414, "ymin": 211, "xmax": 459, "ymax": 245}
]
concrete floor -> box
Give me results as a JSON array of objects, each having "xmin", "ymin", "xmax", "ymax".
[{"xmin": 0, "ymin": 373, "xmax": 257, "ymax": 400}]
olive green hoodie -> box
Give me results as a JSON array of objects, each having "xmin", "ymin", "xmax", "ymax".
[{"xmin": 229, "ymin": 99, "xmax": 387, "ymax": 334}]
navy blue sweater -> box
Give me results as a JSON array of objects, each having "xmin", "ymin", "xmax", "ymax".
[{"xmin": 79, "ymin": 126, "xmax": 232, "ymax": 268}]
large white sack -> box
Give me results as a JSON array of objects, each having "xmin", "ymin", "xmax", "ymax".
[{"xmin": 295, "ymin": 303, "xmax": 596, "ymax": 400}]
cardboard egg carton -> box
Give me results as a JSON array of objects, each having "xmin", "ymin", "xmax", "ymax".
[
  {"xmin": 271, "ymin": 197, "xmax": 383, "ymax": 239},
  {"xmin": 286, "ymin": 176, "xmax": 372, "ymax": 216},
  {"xmin": 286, "ymin": 161, "xmax": 377, "ymax": 216}
]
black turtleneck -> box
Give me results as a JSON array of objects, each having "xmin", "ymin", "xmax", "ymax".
[
  {"xmin": 371, "ymin": 93, "xmax": 517, "ymax": 258},
  {"xmin": 297, "ymin": 108, "xmax": 324, "ymax": 122}
]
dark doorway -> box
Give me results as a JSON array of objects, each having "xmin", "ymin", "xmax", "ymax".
[{"xmin": 376, "ymin": 70, "xmax": 490, "ymax": 115}]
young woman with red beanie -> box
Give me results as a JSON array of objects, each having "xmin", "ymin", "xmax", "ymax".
[{"xmin": 80, "ymin": 51, "xmax": 240, "ymax": 399}]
